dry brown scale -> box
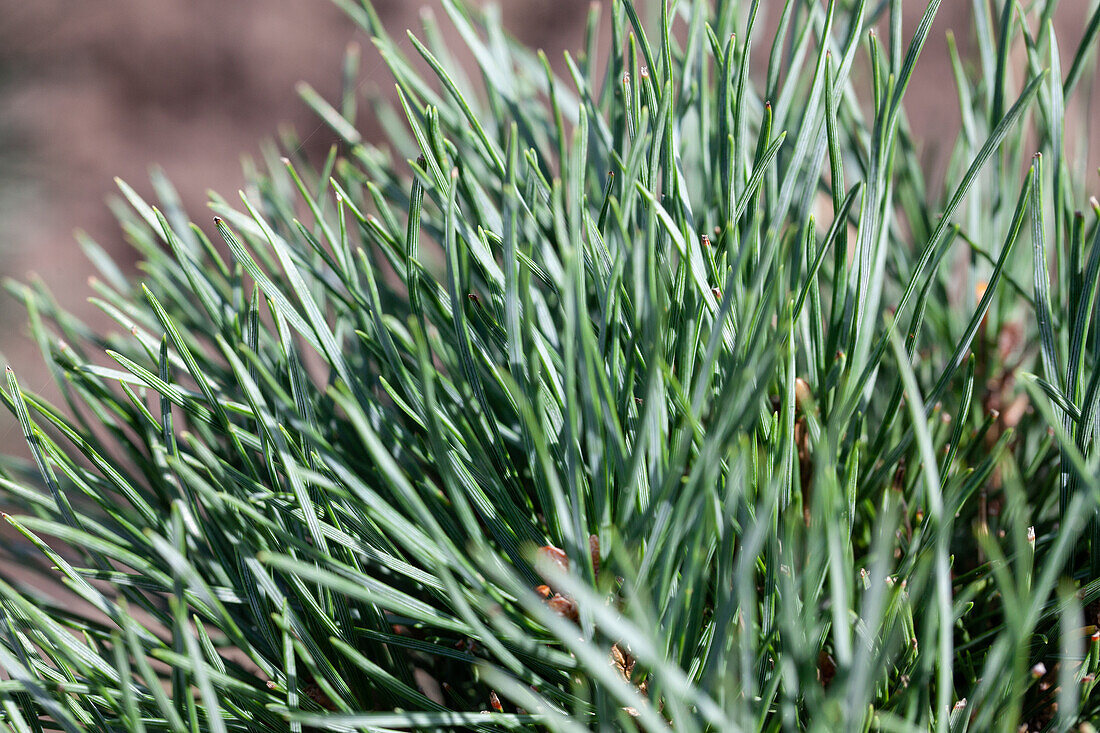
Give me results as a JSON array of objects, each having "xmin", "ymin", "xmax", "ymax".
[{"xmin": 534, "ymin": 536, "xmax": 652, "ymax": 714}]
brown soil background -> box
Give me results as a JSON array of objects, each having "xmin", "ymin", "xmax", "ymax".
[{"xmin": 0, "ymin": 0, "xmax": 1096, "ymax": 408}]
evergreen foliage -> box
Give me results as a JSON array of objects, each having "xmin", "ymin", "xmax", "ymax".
[{"xmin": 1, "ymin": 0, "xmax": 1100, "ymax": 729}]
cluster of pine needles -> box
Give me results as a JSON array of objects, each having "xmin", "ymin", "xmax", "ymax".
[{"xmin": 1, "ymin": 0, "xmax": 1100, "ymax": 730}]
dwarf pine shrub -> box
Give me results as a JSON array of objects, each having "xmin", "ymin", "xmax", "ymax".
[{"xmin": 1, "ymin": 0, "xmax": 1099, "ymax": 729}]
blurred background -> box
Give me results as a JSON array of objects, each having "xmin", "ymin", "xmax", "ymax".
[
  {"xmin": 0, "ymin": 0, "xmax": 1096, "ymax": 395},
  {"xmin": 0, "ymin": 0, "xmax": 597, "ymax": 390}
]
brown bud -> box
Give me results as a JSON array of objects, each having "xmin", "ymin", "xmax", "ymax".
[
  {"xmin": 547, "ymin": 593, "xmax": 579, "ymax": 621},
  {"xmin": 794, "ymin": 378, "xmax": 811, "ymax": 411},
  {"xmin": 537, "ymin": 545, "xmax": 570, "ymax": 577},
  {"xmin": 589, "ymin": 535, "xmax": 600, "ymax": 578}
]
